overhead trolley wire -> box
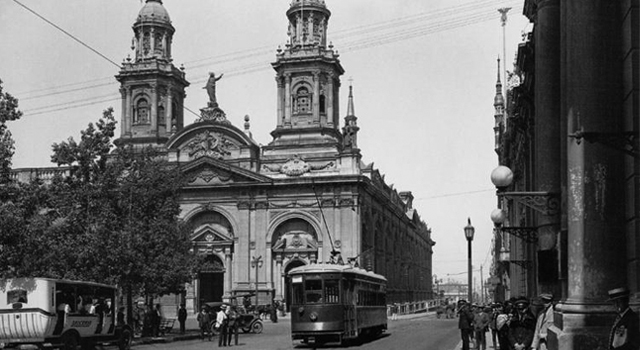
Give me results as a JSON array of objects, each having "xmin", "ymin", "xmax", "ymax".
[
  {"xmin": 18, "ymin": 0, "xmax": 521, "ymax": 116},
  {"xmin": 11, "ymin": 0, "xmax": 121, "ymax": 68}
]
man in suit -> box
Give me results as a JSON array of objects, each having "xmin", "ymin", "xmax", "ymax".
[
  {"xmin": 508, "ymin": 297, "xmax": 535, "ymax": 350},
  {"xmin": 608, "ymin": 287, "xmax": 639, "ymax": 350},
  {"xmin": 458, "ymin": 300, "xmax": 474, "ymax": 350}
]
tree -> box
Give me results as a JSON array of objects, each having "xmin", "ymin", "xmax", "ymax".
[{"xmin": 0, "ymin": 78, "xmax": 22, "ymax": 182}]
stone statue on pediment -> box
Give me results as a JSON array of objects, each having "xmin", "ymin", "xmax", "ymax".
[{"xmin": 204, "ymin": 72, "xmax": 223, "ymax": 106}]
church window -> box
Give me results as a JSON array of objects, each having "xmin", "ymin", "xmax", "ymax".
[
  {"xmin": 142, "ymin": 32, "xmax": 151, "ymax": 56},
  {"xmin": 319, "ymin": 94, "xmax": 326, "ymax": 114},
  {"xmin": 295, "ymin": 87, "xmax": 311, "ymax": 113},
  {"xmin": 158, "ymin": 104, "xmax": 166, "ymax": 126},
  {"xmin": 134, "ymin": 98, "xmax": 150, "ymax": 125}
]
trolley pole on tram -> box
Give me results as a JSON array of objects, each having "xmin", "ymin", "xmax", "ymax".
[{"xmin": 251, "ymin": 256, "xmax": 263, "ymax": 308}]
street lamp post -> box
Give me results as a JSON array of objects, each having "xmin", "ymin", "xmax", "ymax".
[
  {"xmin": 251, "ymin": 256, "xmax": 263, "ymax": 308},
  {"xmin": 464, "ymin": 218, "xmax": 475, "ymax": 303}
]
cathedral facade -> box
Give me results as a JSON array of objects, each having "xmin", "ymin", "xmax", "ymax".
[{"xmin": 15, "ymin": 0, "xmax": 435, "ymax": 315}]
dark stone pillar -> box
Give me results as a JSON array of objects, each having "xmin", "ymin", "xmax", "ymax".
[
  {"xmin": 532, "ymin": 0, "xmax": 561, "ymax": 296},
  {"xmin": 549, "ymin": 1, "xmax": 625, "ymax": 349}
]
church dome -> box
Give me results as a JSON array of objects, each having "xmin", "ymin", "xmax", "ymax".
[{"xmin": 137, "ymin": 0, "xmax": 171, "ymax": 24}]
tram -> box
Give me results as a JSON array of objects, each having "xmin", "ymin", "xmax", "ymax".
[{"xmin": 287, "ymin": 263, "xmax": 387, "ymax": 345}]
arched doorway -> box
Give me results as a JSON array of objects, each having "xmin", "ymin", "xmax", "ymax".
[
  {"xmin": 283, "ymin": 259, "xmax": 306, "ymax": 312},
  {"xmin": 198, "ymin": 254, "xmax": 225, "ymax": 309}
]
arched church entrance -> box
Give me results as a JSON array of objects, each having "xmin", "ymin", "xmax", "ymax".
[
  {"xmin": 199, "ymin": 254, "xmax": 225, "ymax": 308},
  {"xmin": 188, "ymin": 209, "xmax": 235, "ymax": 313},
  {"xmin": 283, "ymin": 259, "xmax": 306, "ymax": 312},
  {"xmin": 271, "ymin": 218, "xmax": 319, "ymax": 311}
]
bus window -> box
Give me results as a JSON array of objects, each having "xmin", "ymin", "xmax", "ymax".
[
  {"xmin": 325, "ymin": 280, "xmax": 339, "ymax": 304},
  {"xmin": 8, "ymin": 290, "xmax": 27, "ymax": 304},
  {"xmin": 305, "ymin": 279, "xmax": 323, "ymax": 304}
]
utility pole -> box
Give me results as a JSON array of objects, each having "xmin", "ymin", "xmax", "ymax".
[{"xmin": 480, "ymin": 265, "xmax": 484, "ymax": 304}]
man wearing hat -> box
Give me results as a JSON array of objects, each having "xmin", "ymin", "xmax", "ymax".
[
  {"xmin": 608, "ymin": 287, "xmax": 639, "ymax": 350},
  {"xmin": 531, "ymin": 293, "xmax": 554, "ymax": 350},
  {"xmin": 458, "ymin": 300, "xmax": 475, "ymax": 350},
  {"xmin": 508, "ymin": 297, "xmax": 535, "ymax": 350},
  {"xmin": 197, "ymin": 306, "xmax": 212, "ymax": 341},
  {"xmin": 216, "ymin": 304, "xmax": 230, "ymax": 347}
]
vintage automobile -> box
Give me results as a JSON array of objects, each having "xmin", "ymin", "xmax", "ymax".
[{"xmin": 204, "ymin": 301, "xmax": 263, "ymax": 335}]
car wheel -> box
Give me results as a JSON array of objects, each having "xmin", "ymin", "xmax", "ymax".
[
  {"xmin": 251, "ymin": 321, "xmax": 263, "ymax": 334},
  {"xmin": 61, "ymin": 332, "xmax": 79, "ymax": 350},
  {"xmin": 118, "ymin": 329, "xmax": 132, "ymax": 350}
]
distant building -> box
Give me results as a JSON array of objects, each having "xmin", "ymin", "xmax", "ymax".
[{"xmin": 13, "ymin": 0, "xmax": 435, "ymax": 315}]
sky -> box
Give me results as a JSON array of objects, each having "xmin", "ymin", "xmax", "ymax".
[{"xmin": 0, "ymin": 0, "xmax": 530, "ymax": 288}]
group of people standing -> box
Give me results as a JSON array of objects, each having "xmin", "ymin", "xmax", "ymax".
[
  {"xmin": 198, "ymin": 303, "xmax": 240, "ymax": 347},
  {"xmin": 458, "ymin": 293, "xmax": 556, "ymax": 350},
  {"xmin": 458, "ymin": 287, "xmax": 640, "ymax": 350}
]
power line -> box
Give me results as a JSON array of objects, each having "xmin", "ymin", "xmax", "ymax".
[
  {"xmin": 16, "ymin": 1, "xmax": 523, "ymax": 116},
  {"xmin": 12, "ymin": 0, "xmax": 120, "ymax": 68}
]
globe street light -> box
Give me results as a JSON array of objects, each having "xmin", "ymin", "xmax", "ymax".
[
  {"xmin": 251, "ymin": 256, "xmax": 263, "ymax": 308},
  {"xmin": 464, "ymin": 218, "xmax": 475, "ymax": 303}
]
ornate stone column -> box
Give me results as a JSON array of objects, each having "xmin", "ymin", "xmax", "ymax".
[
  {"xmin": 166, "ymin": 86, "xmax": 173, "ymax": 135},
  {"xmin": 549, "ymin": 1, "xmax": 626, "ymax": 349},
  {"xmin": 275, "ymin": 254, "xmax": 284, "ymax": 300},
  {"xmin": 276, "ymin": 75, "xmax": 284, "ymax": 127},
  {"xmin": 326, "ymin": 73, "xmax": 335, "ymax": 127},
  {"xmin": 120, "ymin": 87, "xmax": 127, "ymax": 135},
  {"xmin": 313, "ymin": 71, "xmax": 320, "ymax": 123},
  {"xmin": 225, "ymin": 249, "xmax": 233, "ymax": 296},
  {"xmin": 125, "ymin": 87, "xmax": 132, "ymax": 134},
  {"xmin": 150, "ymin": 84, "xmax": 158, "ymax": 134},
  {"xmin": 284, "ymin": 74, "xmax": 292, "ymax": 126}
]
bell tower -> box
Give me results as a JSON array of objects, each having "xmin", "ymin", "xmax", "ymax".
[
  {"xmin": 115, "ymin": 0, "xmax": 189, "ymax": 148},
  {"xmin": 269, "ymin": 0, "xmax": 345, "ymax": 147}
]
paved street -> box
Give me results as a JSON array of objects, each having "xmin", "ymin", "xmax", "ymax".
[{"xmin": 133, "ymin": 315, "xmax": 460, "ymax": 350}]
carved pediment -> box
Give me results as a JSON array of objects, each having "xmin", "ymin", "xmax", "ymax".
[
  {"xmin": 184, "ymin": 130, "xmax": 236, "ymax": 160},
  {"xmin": 192, "ymin": 223, "xmax": 233, "ymax": 243},
  {"xmin": 262, "ymin": 154, "xmax": 335, "ymax": 177},
  {"xmin": 181, "ymin": 157, "xmax": 272, "ymax": 186}
]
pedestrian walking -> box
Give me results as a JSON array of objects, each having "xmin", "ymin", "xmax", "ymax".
[
  {"xmin": 197, "ymin": 307, "xmax": 212, "ymax": 341},
  {"xmin": 217, "ymin": 304, "xmax": 229, "ymax": 347},
  {"xmin": 489, "ymin": 303, "xmax": 500, "ymax": 349},
  {"xmin": 531, "ymin": 293, "xmax": 554, "ymax": 350},
  {"xmin": 607, "ymin": 287, "xmax": 639, "ymax": 350},
  {"xmin": 507, "ymin": 297, "xmax": 535, "ymax": 350},
  {"xmin": 178, "ymin": 303, "xmax": 187, "ymax": 335},
  {"xmin": 152, "ymin": 304, "xmax": 162, "ymax": 337},
  {"xmin": 474, "ymin": 306, "xmax": 491, "ymax": 350},
  {"xmin": 226, "ymin": 305, "xmax": 239, "ymax": 346},
  {"xmin": 458, "ymin": 300, "xmax": 474, "ymax": 350}
]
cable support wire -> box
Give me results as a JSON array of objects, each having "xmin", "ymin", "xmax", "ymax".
[
  {"xmin": 331, "ymin": 0, "xmax": 520, "ymax": 41},
  {"xmin": 16, "ymin": 0, "xmax": 521, "ymax": 115}
]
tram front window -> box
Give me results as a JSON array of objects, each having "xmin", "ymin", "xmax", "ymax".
[{"xmin": 305, "ymin": 279, "xmax": 323, "ymax": 304}]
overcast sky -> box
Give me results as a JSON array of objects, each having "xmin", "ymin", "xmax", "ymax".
[{"xmin": 0, "ymin": 0, "xmax": 530, "ymax": 288}]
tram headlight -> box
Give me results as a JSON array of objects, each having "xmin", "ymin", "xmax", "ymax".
[
  {"xmin": 309, "ymin": 312, "xmax": 318, "ymax": 322},
  {"xmin": 298, "ymin": 306, "xmax": 305, "ymax": 314}
]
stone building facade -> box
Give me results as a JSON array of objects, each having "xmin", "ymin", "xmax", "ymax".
[
  {"xmin": 490, "ymin": 1, "xmax": 640, "ymax": 348},
  {"xmin": 12, "ymin": 0, "xmax": 435, "ymax": 315}
]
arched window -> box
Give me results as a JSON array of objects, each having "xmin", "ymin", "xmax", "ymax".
[
  {"xmin": 134, "ymin": 98, "xmax": 149, "ymax": 125},
  {"xmin": 158, "ymin": 104, "xmax": 166, "ymax": 126},
  {"xmin": 295, "ymin": 87, "xmax": 311, "ymax": 113}
]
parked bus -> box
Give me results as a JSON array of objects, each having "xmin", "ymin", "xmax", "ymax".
[
  {"xmin": 287, "ymin": 263, "xmax": 387, "ymax": 346},
  {"xmin": 0, "ymin": 278, "xmax": 133, "ymax": 349}
]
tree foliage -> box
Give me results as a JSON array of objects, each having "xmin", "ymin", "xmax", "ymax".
[
  {"xmin": 1, "ymin": 107, "xmax": 198, "ymax": 299},
  {"xmin": 0, "ymin": 79, "xmax": 22, "ymax": 182}
]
